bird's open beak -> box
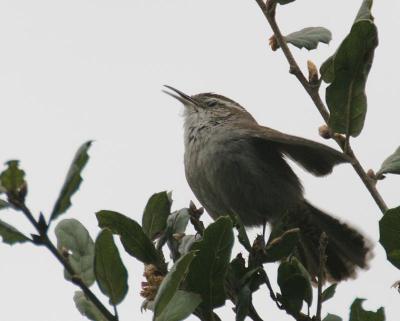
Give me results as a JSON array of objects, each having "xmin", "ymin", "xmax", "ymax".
[{"xmin": 163, "ymin": 85, "xmax": 198, "ymax": 107}]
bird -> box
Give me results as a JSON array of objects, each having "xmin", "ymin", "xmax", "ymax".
[{"xmin": 164, "ymin": 85, "xmax": 371, "ymax": 282}]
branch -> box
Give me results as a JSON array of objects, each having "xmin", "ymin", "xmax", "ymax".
[
  {"xmin": 255, "ymin": 0, "xmax": 388, "ymax": 214},
  {"xmin": 316, "ymin": 233, "xmax": 328, "ymax": 321},
  {"xmin": 14, "ymin": 201, "xmax": 117, "ymax": 321}
]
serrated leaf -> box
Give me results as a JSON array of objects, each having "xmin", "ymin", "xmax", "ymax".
[
  {"xmin": 73, "ymin": 291, "xmax": 108, "ymax": 321},
  {"xmin": 186, "ymin": 216, "xmax": 234, "ymax": 312},
  {"xmin": 155, "ymin": 290, "xmax": 201, "ymax": 321},
  {"xmin": 376, "ymin": 146, "xmax": 400, "ymax": 178},
  {"xmin": 379, "ymin": 207, "xmax": 400, "ymax": 269},
  {"xmin": 96, "ymin": 210, "xmax": 166, "ymax": 272},
  {"xmin": 349, "ymin": 298, "xmax": 385, "ymax": 321},
  {"xmin": 0, "ymin": 219, "xmax": 30, "ymax": 245},
  {"xmin": 154, "ymin": 252, "xmax": 197, "ymax": 319},
  {"xmin": 321, "ymin": 283, "xmax": 338, "ymax": 303},
  {"xmin": 50, "ymin": 141, "xmax": 92, "ymax": 222},
  {"xmin": 142, "ymin": 191, "xmax": 172, "ymax": 240},
  {"xmin": 355, "ymin": 0, "xmax": 374, "ymax": 22},
  {"xmin": 323, "ymin": 314, "xmax": 342, "ymax": 321},
  {"xmin": 0, "ymin": 160, "xmax": 26, "ymax": 194},
  {"xmin": 284, "ymin": 27, "xmax": 332, "ymax": 50},
  {"xmin": 55, "ymin": 219, "xmax": 95, "ymax": 286},
  {"xmin": 263, "ymin": 228, "xmax": 300, "ymax": 262},
  {"xmin": 94, "ymin": 229, "xmax": 128, "ymax": 305},
  {"xmin": 277, "ymin": 257, "xmax": 313, "ymax": 314},
  {"xmin": 326, "ymin": 20, "xmax": 378, "ymax": 137}
]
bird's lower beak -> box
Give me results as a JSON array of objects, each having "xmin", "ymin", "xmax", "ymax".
[{"xmin": 163, "ymin": 85, "xmax": 198, "ymax": 108}]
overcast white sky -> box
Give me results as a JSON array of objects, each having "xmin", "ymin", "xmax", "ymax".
[{"xmin": 0, "ymin": 0, "xmax": 399, "ymax": 320}]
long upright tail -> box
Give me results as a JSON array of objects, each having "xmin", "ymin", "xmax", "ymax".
[{"xmin": 270, "ymin": 201, "xmax": 372, "ymax": 282}]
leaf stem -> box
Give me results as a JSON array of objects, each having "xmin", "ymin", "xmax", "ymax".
[
  {"xmin": 255, "ymin": 0, "xmax": 388, "ymax": 214},
  {"xmin": 316, "ymin": 233, "xmax": 328, "ymax": 321},
  {"xmin": 14, "ymin": 200, "xmax": 117, "ymax": 321}
]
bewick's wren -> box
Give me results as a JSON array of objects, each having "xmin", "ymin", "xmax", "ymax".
[{"xmin": 164, "ymin": 85, "xmax": 371, "ymax": 281}]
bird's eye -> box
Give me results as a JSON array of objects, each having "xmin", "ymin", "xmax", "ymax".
[{"xmin": 207, "ymin": 100, "xmax": 217, "ymax": 107}]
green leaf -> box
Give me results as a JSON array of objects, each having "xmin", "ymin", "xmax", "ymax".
[
  {"xmin": 349, "ymin": 298, "xmax": 385, "ymax": 321},
  {"xmin": 186, "ymin": 216, "xmax": 234, "ymax": 311},
  {"xmin": 323, "ymin": 314, "xmax": 342, "ymax": 321},
  {"xmin": 55, "ymin": 219, "xmax": 95, "ymax": 286},
  {"xmin": 178, "ymin": 235, "xmax": 200, "ymax": 255},
  {"xmin": 155, "ymin": 290, "xmax": 201, "ymax": 321},
  {"xmin": 321, "ymin": 283, "xmax": 337, "ymax": 303},
  {"xmin": 326, "ymin": 20, "xmax": 378, "ymax": 137},
  {"xmin": 320, "ymin": 55, "xmax": 335, "ymax": 84},
  {"xmin": 0, "ymin": 160, "xmax": 26, "ymax": 195},
  {"xmin": 228, "ymin": 212, "xmax": 251, "ymax": 252},
  {"xmin": 0, "ymin": 219, "xmax": 30, "ymax": 245},
  {"xmin": 285, "ymin": 27, "xmax": 332, "ymax": 50},
  {"xmin": 73, "ymin": 291, "xmax": 108, "ymax": 321},
  {"xmin": 94, "ymin": 229, "xmax": 128, "ymax": 305},
  {"xmin": 236, "ymin": 284, "xmax": 251, "ymax": 321},
  {"xmin": 277, "ymin": 257, "xmax": 313, "ymax": 314},
  {"xmin": 263, "ymin": 228, "xmax": 300, "ymax": 262},
  {"xmin": 96, "ymin": 210, "xmax": 166, "ymax": 271},
  {"xmin": 379, "ymin": 207, "xmax": 400, "ymax": 269},
  {"xmin": 167, "ymin": 209, "xmax": 190, "ymax": 234},
  {"xmin": 277, "ymin": 0, "xmax": 296, "ymax": 4},
  {"xmin": 142, "ymin": 191, "xmax": 172, "ymax": 240},
  {"xmin": 355, "ymin": 0, "xmax": 374, "ymax": 22},
  {"xmin": 376, "ymin": 146, "xmax": 400, "ymax": 178},
  {"xmin": 50, "ymin": 141, "xmax": 92, "ymax": 222},
  {"xmin": 154, "ymin": 252, "xmax": 197, "ymax": 319},
  {"xmin": 0, "ymin": 199, "xmax": 9, "ymax": 209}
]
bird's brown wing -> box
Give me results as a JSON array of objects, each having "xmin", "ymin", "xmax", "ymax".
[{"xmin": 243, "ymin": 125, "xmax": 350, "ymax": 176}]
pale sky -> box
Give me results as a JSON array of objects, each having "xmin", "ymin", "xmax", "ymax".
[{"xmin": 0, "ymin": 0, "xmax": 399, "ymax": 320}]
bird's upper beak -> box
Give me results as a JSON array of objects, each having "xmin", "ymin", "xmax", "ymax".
[{"xmin": 163, "ymin": 85, "xmax": 198, "ymax": 108}]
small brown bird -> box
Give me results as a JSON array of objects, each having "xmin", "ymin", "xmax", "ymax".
[{"xmin": 165, "ymin": 85, "xmax": 371, "ymax": 281}]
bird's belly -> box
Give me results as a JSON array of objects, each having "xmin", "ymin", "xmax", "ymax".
[{"xmin": 185, "ymin": 138, "xmax": 303, "ymax": 226}]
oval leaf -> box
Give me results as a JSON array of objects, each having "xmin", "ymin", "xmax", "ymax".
[
  {"xmin": 285, "ymin": 27, "xmax": 332, "ymax": 51},
  {"xmin": 349, "ymin": 298, "xmax": 385, "ymax": 321},
  {"xmin": 55, "ymin": 218, "xmax": 95, "ymax": 286},
  {"xmin": 277, "ymin": 257, "xmax": 313, "ymax": 313},
  {"xmin": 376, "ymin": 146, "xmax": 400, "ymax": 178},
  {"xmin": 321, "ymin": 283, "xmax": 338, "ymax": 303},
  {"xmin": 263, "ymin": 228, "xmax": 300, "ymax": 262},
  {"xmin": 323, "ymin": 314, "xmax": 342, "ymax": 321},
  {"xmin": 94, "ymin": 229, "xmax": 128, "ymax": 305},
  {"xmin": 0, "ymin": 160, "xmax": 26, "ymax": 196},
  {"xmin": 355, "ymin": 0, "xmax": 374, "ymax": 22},
  {"xmin": 154, "ymin": 251, "xmax": 197, "ymax": 318},
  {"xmin": 186, "ymin": 216, "xmax": 234, "ymax": 311},
  {"xmin": 379, "ymin": 207, "xmax": 400, "ymax": 269},
  {"xmin": 0, "ymin": 219, "xmax": 30, "ymax": 245},
  {"xmin": 96, "ymin": 210, "xmax": 166, "ymax": 272},
  {"xmin": 326, "ymin": 20, "xmax": 378, "ymax": 137},
  {"xmin": 142, "ymin": 191, "xmax": 172, "ymax": 240},
  {"xmin": 73, "ymin": 291, "xmax": 108, "ymax": 321},
  {"xmin": 155, "ymin": 290, "xmax": 201, "ymax": 321},
  {"xmin": 50, "ymin": 141, "xmax": 92, "ymax": 222}
]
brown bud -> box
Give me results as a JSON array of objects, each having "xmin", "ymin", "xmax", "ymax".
[
  {"xmin": 307, "ymin": 60, "xmax": 319, "ymax": 84},
  {"xmin": 60, "ymin": 246, "xmax": 70, "ymax": 259},
  {"xmin": 269, "ymin": 35, "xmax": 279, "ymax": 51},
  {"xmin": 318, "ymin": 125, "xmax": 331, "ymax": 139}
]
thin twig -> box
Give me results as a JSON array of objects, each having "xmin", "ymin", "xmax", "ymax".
[
  {"xmin": 316, "ymin": 233, "xmax": 328, "ymax": 321},
  {"xmin": 14, "ymin": 201, "xmax": 117, "ymax": 321},
  {"xmin": 255, "ymin": 0, "xmax": 388, "ymax": 214}
]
